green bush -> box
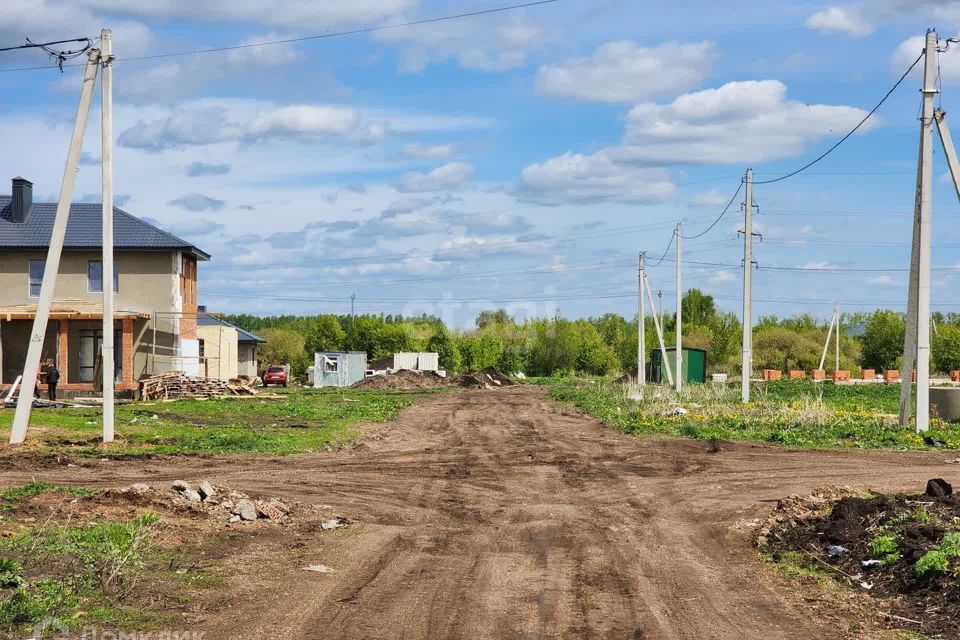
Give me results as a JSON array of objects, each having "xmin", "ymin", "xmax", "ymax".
[
  {"xmin": 915, "ymin": 550, "xmax": 949, "ymax": 577},
  {"xmin": 869, "ymin": 534, "xmax": 899, "ymax": 557},
  {"xmin": 940, "ymin": 532, "xmax": 960, "ymax": 559}
]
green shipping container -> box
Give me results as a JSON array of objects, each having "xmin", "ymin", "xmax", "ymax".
[{"xmin": 649, "ymin": 347, "xmax": 707, "ymax": 384}]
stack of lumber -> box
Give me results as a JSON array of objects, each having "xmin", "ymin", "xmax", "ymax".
[
  {"xmin": 140, "ymin": 371, "xmax": 228, "ymax": 400},
  {"xmin": 226, "ymin": 376, "xmax": 261, "ymax": 396}
]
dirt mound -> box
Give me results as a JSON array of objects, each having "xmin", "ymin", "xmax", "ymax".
[
  {"xmin": 456, "ymin": 368, "xmax": 516, "ymax": 389},
  {"xmin": 758, "ymin": 480, "xmax": 960, "ymax": 638},
  {"xmin": 352, "ymin": 368, "xmax": 516, "ymax": 390},
  {"xmin": 353, "ymin": 369, "xmax": 449, "ymax": 390}
]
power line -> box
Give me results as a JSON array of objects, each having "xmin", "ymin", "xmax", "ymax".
[
  {"xmin": 680, "ymin": 180, "xmax": 744, "ymax": 239},
  {"xmin": 0, "ymin": 36, "xmax": 93, "ymax": 71},
  {"xmin": 753, "ymin": 51, "xmax": 925, "ymax": 185},
  {"xmin": 0, "ymin": 37, "xmax": 91, "ymax": 54},
  {"xmin": 0, "ymin": 0, "xmax": 560, "ymax": 74}
]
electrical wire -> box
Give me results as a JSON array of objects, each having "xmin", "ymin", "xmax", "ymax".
[
  {"xmin": 0, "ymin": 37, "xmax": 92, "ymax": 71},
  {"xmin": 680, "ymin": 180, "xmax": 744, "ymax": 239},
  {"xmin": 0, "ymin": 1, "xmax": 559, "ymax": 74},
  {"xmin": 753, "ymin": 51, "xmax": 925, "ymax": 185}
]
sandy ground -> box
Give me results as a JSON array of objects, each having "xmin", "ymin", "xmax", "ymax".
[{"xmin": 2, "ymin": 386, "xmax": 958, "ymax": 640}]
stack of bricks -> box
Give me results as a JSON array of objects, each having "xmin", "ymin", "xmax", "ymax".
[
  {"xmin": 832, "ymin": 370, "xmax": 851, "ymax": 382},
  {"xmin": 884, "ymin": 370, "xmax": 900, "ymax": 382},
  {"xmin": 763, "ymin": 370, "xmax": 782, "ymax": 381},
  {"xmin": 861, "ymin": 369, "xmax": 876, "ymax": 380},
  {"xmin": 812, "ymin": 369, "xmax": 826, "ymax": 381},
  {"xmin": 788, "ymin": 370, "xmax": 806, "ymax": 380}
]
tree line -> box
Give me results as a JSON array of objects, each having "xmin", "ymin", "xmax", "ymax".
[{"xmin": 225, "ymin": 290, "xmax": 960, "ymax": 378}]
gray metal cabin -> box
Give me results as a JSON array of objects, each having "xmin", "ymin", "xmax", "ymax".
[{"xmin": 314, "ymin": 351, "xmax": 367, "ymax": 388}]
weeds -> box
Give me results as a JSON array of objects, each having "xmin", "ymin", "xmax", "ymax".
[
  {"xmin": 0, "ymin": 509, "xmax": 162, "ymax": 631},
  {"xmin": 545, "ymin": 379, "xmax": 960, "ymax": 450},
  {"xmin": 915, "ymin": 550, "xmax": 949, "ymax": 577},
  {"xmin": 0, "ymin": 388, "xmax": 414, "ymax": 456}
]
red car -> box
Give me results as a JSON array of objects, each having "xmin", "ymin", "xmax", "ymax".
[{"xmin": 263, "ymin": 366, "xmax": 288, "ymax": 387}]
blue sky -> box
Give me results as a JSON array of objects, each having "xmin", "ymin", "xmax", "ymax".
[{"xmin": 1, "ymin": 0, "xmax": 960, "ymax": 327}]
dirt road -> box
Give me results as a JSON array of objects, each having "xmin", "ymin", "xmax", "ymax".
[{"xmin": 4, "ymin": 387, "xmax": 957, "ymax": 639}]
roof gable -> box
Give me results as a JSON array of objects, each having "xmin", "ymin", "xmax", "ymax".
[{"xmin": 0, "ymin": 197, "xmax": 209, "ymax": 260}]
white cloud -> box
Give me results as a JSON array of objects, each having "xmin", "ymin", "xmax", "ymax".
[
  {"xmin": 612, "ymin": 80, "xmax": 873, "ymax": 165},
  {"xmin": 798, "ymin": 261, "xmax": 837, "ymax": 270},
  {"xmin": 517, "ymin": 151, "xmax": 675, "ymax": 205},
  {"xmin": 118, "ymin": 100, "xmax": 390, "ymax": 150},
  {"xmin": 247, "ymin": 105, "xmax": 385, "ymax": 142},
  {"xmin": 74, "ymin": 0, "xmax": 415, "ymax": 30},
  {"xmin": 689, "ymin": 189, "xmax": 730, "ymax": 208},
  {"xmin": 375, "ymin": 13, "xmax": 543, "ymax": 72},
  {"xmin": 893, "ymin": 35, "xmax": 960, "ymax": 82},
  {"xmin": 536, "ymin": 41, "xmax": 712, "ymax": 103},
  {"xmin": 709, "ymin": 270, "xmax": 736, "ymax": 283},
  {"xmin": 806, "ymin": 6, "xmax": 873, "ymax": 37},
  {"xmin": 867, "ymin": 274, "xmax": 895, "ymax": 285},
  {"xmin": 399, "ymin": 162, "xmax": 473, "ymax": 192},
  {"xmin": 168, "ymin": 193, "xmax": 225, "ymax": 211},
  {"xmin": 227, "ymin": 33, "xmax": 301, "ymax": 67},
  {"xmin": 400, "ymin": 143, "xmax": 456, "ymax": 159}
]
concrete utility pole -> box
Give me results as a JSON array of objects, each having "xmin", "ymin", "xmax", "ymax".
[
  {"xmin": 11, "ymin": 49, "xmax": 100, "ymax": 444},
  {"xmin": 675, "ymin": 223, "xmax": 682, "ymax": 393},
  {"xmin": 101, "ymin": 29, "xmax": 115, "ymax": 443},
  {"xmin": 900, "ymin": 119, "xmax": 925, "ymax": 425},
  {"xmin": 741, "ymin": 169, "xmax": 754, "ymax": 404},
  {"xmin": 638, "ymin": 252, "xmax": 646, "ymax": 385},
  {"xmin": 642, "ymin": 272, "xmax": 673, "ymax": 387},
  {"xmin": 834, "ymin": 302, "xmax": 841, "ymax": 373},
  {"xmin": 658, "ymin": 289, "xmax": 663, "ymax": 333},
  {"xmin": 350, "ymin": 291, "xmax": 356, "ymax": 325},
  {"xmin": 904, "ymin": 29, "xmax": 939, "ymax": 433}
]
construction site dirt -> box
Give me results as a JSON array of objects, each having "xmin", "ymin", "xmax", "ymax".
[{"xmin": 1, "ymin": 386, "xmax": 956, "ymax": 639}]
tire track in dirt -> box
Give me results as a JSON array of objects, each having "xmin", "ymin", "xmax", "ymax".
[{"xmin": 1, "ymin": 387, "xmax": 957, "ymax": 639}]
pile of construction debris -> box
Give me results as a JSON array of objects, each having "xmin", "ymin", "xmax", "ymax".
[
  {"xmin": 140, "ymin": 372, "xmax": 262, "ymax": 400},
  {"xmin": 140, "ymin": 372, "xmax": 228, "ymax": 400},
  {"xmin": 159, "ymin": 479, "xmax": 292, "ymax": 523},
  {"xmin": 226, "ymin": 375, "xmax": 261, "ymax": 396}
]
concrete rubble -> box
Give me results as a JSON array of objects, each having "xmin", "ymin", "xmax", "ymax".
[{"xmin": 131, "ymin": 480, "xmax": 300, "ymax": 525}]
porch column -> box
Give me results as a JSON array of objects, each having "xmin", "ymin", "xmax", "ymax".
[
  {"xmin": 58, "ymin": 320, "xmax": 69, "ymax": 381},
  {"xmin": 121, "ymin": 318, "xmax": 134, "ymax": 387}
]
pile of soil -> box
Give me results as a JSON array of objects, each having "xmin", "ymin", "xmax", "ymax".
[
  {"xmin": 353, "ymin": 368, "xmax": 517, "ymax": 391},
  {"xmin": 353, "ymin": 369, "xmax": 449, "ymax": 390},
  {"xmin": 455, "ymin": 368, "xmax": 517, "ymax": 389},
  {"xmin": 758, "ymin": 479, "xmax": 960, "ymax": 637}
]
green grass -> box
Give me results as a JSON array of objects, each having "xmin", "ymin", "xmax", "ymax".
[
  {"xmin": 1, "ymin": 481, "xmax": 94, "ymax": 506},
  {"xmin": 0, "ymin": 510, "xmax": 163, "ymax": 632},
  {"xmin": 543, "ymin": 378, "xmax": 960, "ymax": 450},
  {"xmin": 0, "ymin": 388, "xmax": 417, "ymax": 456}
]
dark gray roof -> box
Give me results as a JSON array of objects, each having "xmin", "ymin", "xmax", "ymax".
[
  {"xmin": 198, "ymin": 315, "xmax": 265, "ymax": 343},
  {"xmin": 0, "ymin": 197, "xmax": 209, "ymax": 260}
]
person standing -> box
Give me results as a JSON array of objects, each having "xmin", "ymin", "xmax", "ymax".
[{"xmin": 44, "ymin": 361, "xmax": 60, "ymax": 401}]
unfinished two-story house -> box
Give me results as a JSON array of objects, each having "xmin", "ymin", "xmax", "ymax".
[{"xmin": 0, "ymin": 177, "xmax": 209, "ymax": 396}]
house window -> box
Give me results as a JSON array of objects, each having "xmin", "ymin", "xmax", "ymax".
[
  {"xmin": 78, "ymin": 328, "xmax": 123, "ymax": 383},
  {"xmin": 88, "ymin": 261, "xmax": 120, "ymax": 293},
  {"xmin": 28, "ymin": 259, "xmax": 45, "ymax": 298}
]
